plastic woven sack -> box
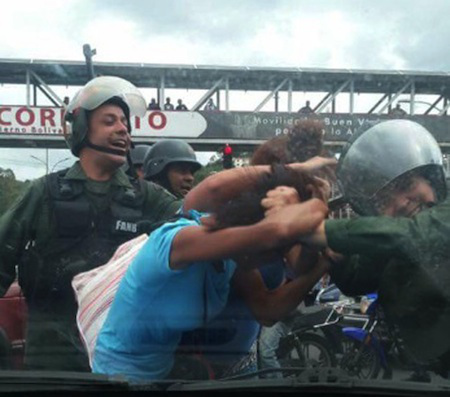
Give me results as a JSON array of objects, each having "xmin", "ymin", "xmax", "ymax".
[{"xmin": 72, "ymin": 233, "xmax": 148, "ymax": 367}]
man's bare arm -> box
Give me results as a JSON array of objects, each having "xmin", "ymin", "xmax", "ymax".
[{"xmin": 184, "ymin": 157, "xmax": 337, "ymax": 213}]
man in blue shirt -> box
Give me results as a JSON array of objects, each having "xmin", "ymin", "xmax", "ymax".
[{"xmin": 93, "ymin": 166, "xmax": 330, "ymax": 381}]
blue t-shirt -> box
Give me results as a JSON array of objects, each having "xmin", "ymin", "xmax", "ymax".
[
  {"xmin": 92, "ymin": 211, "xmax": 237, "ymax": 381},
  {"xmin": 179, "ymin": 257, "xmax": 285, "ymax": 365}
]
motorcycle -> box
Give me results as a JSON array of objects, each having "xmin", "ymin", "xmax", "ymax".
[
  {"xmin": 275, "ymin": 285, "xmax": 380, "ymax": 378},
  {"xmin": 275, "ymin": 285, "xmax": 369, "ymax": 375}
]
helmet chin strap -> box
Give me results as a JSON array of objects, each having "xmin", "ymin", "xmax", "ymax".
[{"xmin": 85, "ymin": 140, "xmax": 127, "ymax": 157}]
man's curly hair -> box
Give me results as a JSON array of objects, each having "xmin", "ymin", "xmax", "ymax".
[
  {"xmin": 251, "ymin": 119, "xmax": 325, "ymax": 166},
  {"xmin": 213, "ymin": 165, "xmax": 316, "ymax": 229}
]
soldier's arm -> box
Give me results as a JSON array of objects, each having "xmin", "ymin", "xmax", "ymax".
[
  {"xmin": 298, "ymin": 198, "xmax": 450, "ymax": 265},
  {"xmin": 0, "ymin": 180, "xmax": 43, "ymax": 296},
  {"xmin": 329, "ymin": 254, "xmax": 383, "ymax": 296},
  {"xmin": 324, "ymin": 203, "xmax": 448, "ymax": 263},
  {"xmin": 141, "ymin": 180, "xmax": 182, "ymax": 224}
]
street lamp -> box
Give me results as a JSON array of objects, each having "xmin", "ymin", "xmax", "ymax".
[
  {"xmin": 30, "ymin": 154, "xmax": 48, "ymax": 174},
  {"xmin": 51, "ymin": 158, "xmax": 71, "ymax": 172}
]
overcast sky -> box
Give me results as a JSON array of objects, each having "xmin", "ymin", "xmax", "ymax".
[
  {"xmin": 2, "ymin": 0, "xmax": 450, "ymax": 70},
  {"xmin": 1, "ymin": 0, "xmax": 450, "ymax": 180}
]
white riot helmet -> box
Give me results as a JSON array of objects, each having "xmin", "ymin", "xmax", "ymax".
[
  {"xmin": 64, "ymin": 76, "xmax": 147, "ymax": 157},
  {"xmin": 336, "ymin": 120, "xmax": 447, "ymax": 215}
]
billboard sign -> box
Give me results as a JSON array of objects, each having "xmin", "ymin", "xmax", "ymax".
[{"xmin": 1, "ymin": 105, "xmax": 450, "ymax": 144}]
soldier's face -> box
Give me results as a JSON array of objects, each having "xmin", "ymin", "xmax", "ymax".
[
  {"xmin": 166, "ymin": 163, "xmax": 196, "ymax": 197},
  {"xmin": 87, "ymin": 104, "xmax": 131, "ymax": 166},
  {"xmin": 381, "ymin": 176, "xmax": 436, "ymax": 217}
]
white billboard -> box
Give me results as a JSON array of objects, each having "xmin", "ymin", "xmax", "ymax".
[{"xmin": 0, "ymin": 106, "xmax": 207, "ymax": 138}]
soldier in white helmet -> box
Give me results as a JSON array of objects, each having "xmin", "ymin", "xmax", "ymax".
[
  {"xmin": 0, "ymin": 76, "xmax": 181, "ymax": 371},
  {"xmin": 270, "ymin": 120, "xmax": 450, "ymax": 376}
]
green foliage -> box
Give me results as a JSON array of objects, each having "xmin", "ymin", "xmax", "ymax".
[
  {"xmin": 193, "ymin": 149, "xmax": 252, "ymax": 186},
  {"xmin": 0, "ymin": 168, "xmax": 28, "ymax": 216},
  {"xmin": 194, "ymin": 159, "xmax": 223, "ymax": 185}
]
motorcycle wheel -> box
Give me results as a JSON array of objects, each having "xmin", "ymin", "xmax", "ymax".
[
  {"xmin": 340, "ymin": 339, "xmax": 381, "ymax": 379},
  {"xmin": 277, "ymin": 332, "xmax": 337, "ymax": 371}
]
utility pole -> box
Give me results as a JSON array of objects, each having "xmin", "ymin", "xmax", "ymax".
[{"xmin": 83, "ymin": 44, "xmax": 97, "ymax": 81}]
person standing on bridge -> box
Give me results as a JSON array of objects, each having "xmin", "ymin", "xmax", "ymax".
[
  {"xmin": 389, "ymin": 103, "xmax": 407, "ymax": 116},
  {"xmin": 298, "ymin": 100, "xmax": 314, "ymax": 114},
  {"xmin": 148, "ymin": 98, "xmax": 161, "ymax": 110},
  {"xmin": 175, "ymin": 99, "xmax": 188, "ymax": 111},
  {"xmin": 164, "ymin": 97, "xmax": 175, "ymax": 111},
  {"xmin": 204, "ymin": 98, "xmax": 218, "ymax": 111}
]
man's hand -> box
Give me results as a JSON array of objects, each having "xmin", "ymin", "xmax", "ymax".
[
  {"xmin": 307, "ymin": 176, "xmax": 331, "ymax": 203},
  {"xmin": 261, "ymin": 199, "xmax": 328, "ymax": 241},
  {"xmin": 288, "ymin": 156, "xmax": 337, "ymax": 182},
  {"xmin": 261, "ymin": 186, "xmax": 300, "ymax": 216}
]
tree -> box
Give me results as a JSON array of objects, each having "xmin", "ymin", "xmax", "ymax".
[
  {"xmin": 0, "ymin": 168, "xmax": 28, "ymax": 216},
  {"xmin": 194, "ymin": 159, "xmax": 223, "ymax": 185}
]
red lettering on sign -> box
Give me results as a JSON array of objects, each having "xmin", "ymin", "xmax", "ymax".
[
  {"xmin": 40, "ymin": 108, "xmax": 56, "ymax": 127},
  {"xmin": 134, "ymin": 116, "xmax": 140, "ymax": 129},
  {"xmin": 0, "ymin": 107, "xmax": 11, "ymax": 126},
  {"xmin": 16, "ymin": 107, "xmax": 35, "ymax": 126},
  {"xmin": 148, "ymin": 111, "xmax": 167, "ymax": 130}
]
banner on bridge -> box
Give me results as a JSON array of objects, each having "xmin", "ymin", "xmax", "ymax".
[{"xmin": 1, "ymin": 105, "xmax": 450, "ymax": 144}]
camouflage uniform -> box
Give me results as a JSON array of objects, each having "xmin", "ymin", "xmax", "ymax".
[{"xmin": 0, "ymin": 161, "xmax": 181, "ymax": 371}]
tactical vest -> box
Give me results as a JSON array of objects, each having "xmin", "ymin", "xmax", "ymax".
[{"xmin": 19, "ymin": 169, "xmax": 146, "ymax": 311}]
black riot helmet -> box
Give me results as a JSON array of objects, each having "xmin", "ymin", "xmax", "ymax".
[
  {"xmin": 64, "ymin": 76, "xmax": 147, "ymax": 157},
  {"xmin": 121, "ymin": 144, "xmax": 151, "ymax": 179},
  {"xmin": 130, "ymin": 145, "xmax": 151, "ymax": 166},
  {"xmin": 336, "ymin": 120, "xmax": 447, "ymax": 215},
  {"xmin": 143, "ymin": 139, "xmax": 202, "ymax": 180}
]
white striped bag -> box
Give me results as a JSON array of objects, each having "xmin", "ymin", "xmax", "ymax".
[{"xmin": 71, "ymin": 233, "xmax": 149, "ymax": 368}]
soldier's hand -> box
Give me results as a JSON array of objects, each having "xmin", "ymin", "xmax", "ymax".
[{"xmin": 289, "ymin": 156, "xmax": 337, "ymax": 180}]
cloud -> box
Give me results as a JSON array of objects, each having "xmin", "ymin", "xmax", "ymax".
[
  {"xmin": 1, "ymin": 0, "xmax": 450, "ymax": 72},
  {"xmin": 1, "ymin": 0, "xmax": 450, "ymax": 178},
  {"xmin": 0, "ymin": 1, "xmax": 84, "ymax": 59},
  {"xmin": 73, "ymin": 0, "xmax": 450, "ymax": 71}
]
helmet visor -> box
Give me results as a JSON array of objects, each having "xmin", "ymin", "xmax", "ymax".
[
  {"xmin": 66, "ymin": 76, "xmax": 147, "ymax": 117},
  {"xmin": 338, "ymin": 120, "xmax": 443, "ymax": 202}
]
